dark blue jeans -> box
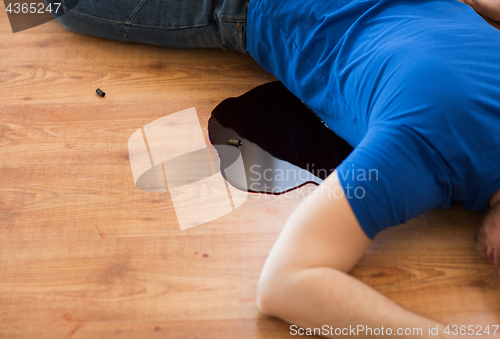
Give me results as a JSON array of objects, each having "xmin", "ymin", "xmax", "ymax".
[{"xmin": 52, "ymin": 0, "xmax": 250, "ymax": 53}]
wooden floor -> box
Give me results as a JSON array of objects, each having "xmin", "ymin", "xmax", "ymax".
[{"xmin": 1, "ymin": 10, "xmax": 500, "ymax": 339}]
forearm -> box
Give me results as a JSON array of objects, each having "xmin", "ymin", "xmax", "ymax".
[
  {"xmin": 267, "ymin": 266, "xmax": 446, "ymax": 339},
  {"xmin": 256, "ymin": 172, "xmax": 458, "ymax": 339}
]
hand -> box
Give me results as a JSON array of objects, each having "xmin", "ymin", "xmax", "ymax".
[{"xmin": 463, "ymin": 0, "xmax": 500, "ymax": 22}]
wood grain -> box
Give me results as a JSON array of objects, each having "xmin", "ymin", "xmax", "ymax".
[{"xmin": 1, "ymin": 7, "xmax": 500, "ymax": 339}]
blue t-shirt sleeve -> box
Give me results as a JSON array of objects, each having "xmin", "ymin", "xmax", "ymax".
[{"xmin": 336, "ymin": 124, "xmax": 451, "ymax": 239}]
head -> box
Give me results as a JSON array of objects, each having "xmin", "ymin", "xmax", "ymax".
[{"xmin": 475, "ymin": 202, "xmax": 500, "ymax": 273}]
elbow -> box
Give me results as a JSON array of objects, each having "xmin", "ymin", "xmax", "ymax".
[
  {"xmin": 256, "ymin": 266, "xmax": 293, "ymax": 318},
  {"xmin": 256, "ymin": 276, "xmax": 274, "ymax": 316}
]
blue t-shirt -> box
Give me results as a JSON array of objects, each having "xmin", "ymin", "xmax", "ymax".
[{"xmin": 246, "ymin": 0, "xmax": 500, "ymax": 238}]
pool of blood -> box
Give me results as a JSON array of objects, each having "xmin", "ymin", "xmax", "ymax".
[{"xmin": 207, "ymin": 81, "xmax": 354, "ymax": 194}]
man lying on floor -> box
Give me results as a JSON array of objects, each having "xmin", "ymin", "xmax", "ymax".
[{"xmin": 51, "ymin": 0, "xmax": 500, "ymax": 337}]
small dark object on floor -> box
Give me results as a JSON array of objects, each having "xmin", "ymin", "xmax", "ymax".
[
  {"xmin": 227, "ymin": 139, "xmax": 242, "ymax": 148},
  {"xmin": 96, "ymin": 88, "xmax": 105, "ymax": 97}
]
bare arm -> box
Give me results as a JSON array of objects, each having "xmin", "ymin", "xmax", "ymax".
[
  {"xmin": 458, "ymin": 0, "xmax": 500, "ymax": 25},
  {"xmin": 257, "ymin": 171, "xmax": 448, "ymax": 339}
]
